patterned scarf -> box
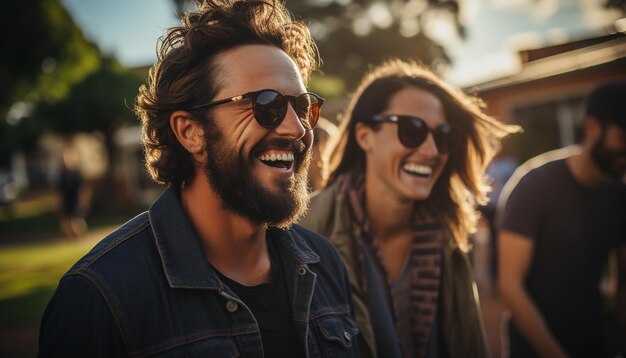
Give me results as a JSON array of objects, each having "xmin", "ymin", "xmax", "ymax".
[{"xmin": 338, "ymin": 173, "xmax": 444, "ymax": 358}]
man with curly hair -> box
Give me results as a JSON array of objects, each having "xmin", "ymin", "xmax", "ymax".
[{"xmin": 39, "ymin": 1, "xmax": 358, "ymax": 357}]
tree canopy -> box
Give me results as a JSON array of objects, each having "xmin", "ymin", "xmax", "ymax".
[
  {"xmin": 286, "ymin": 0, "xmax": 457, "ymax": 90},
  {"xmin": 171, "ymin": 0, "xmax": 459, "ymax": 93},
  {"xmin": 0, "ymin": 0, "xmax": 102, "ymax": 164},
  {"xmin": 0, "ymin": 0, "xmax": 101, "ymax": 117}
]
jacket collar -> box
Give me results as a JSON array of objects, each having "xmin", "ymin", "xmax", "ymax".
[{"xmin": 148, "ymin": 186, "xmax": 319, "ymax": 289}]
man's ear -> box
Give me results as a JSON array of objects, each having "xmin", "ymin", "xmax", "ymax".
[
  {"xmin": 170, "ymin": 111, "xmax": 205, "ymax": 156},
  {"xmin": 584, "ymin": 116, "xmax": 602, "ymax": 142},
  {"xmin": 355, "ymin": 122, "xmax": 374, "ymax": 152}
]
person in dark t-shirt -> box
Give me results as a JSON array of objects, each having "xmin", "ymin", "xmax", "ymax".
[{"xmin": 498, "ymin": 81, "xmax": 626, "ymax": 358}]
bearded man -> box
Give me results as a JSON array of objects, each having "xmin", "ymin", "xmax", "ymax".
[
  {"xmin": 38, "ymin": 1, "xmax": 358, "ymax": 357},
  {"xmin": 498, "ymin": 81, "xmax": 626, "ymax": 358}
]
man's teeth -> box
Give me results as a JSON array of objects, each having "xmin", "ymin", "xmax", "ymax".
[
  {"xmin": 403, "ymin": 163, "xmax": 432, "ymax": 175},
  {"xmin": 259, "ymin": 153, "xmax": 294, "ymax": 161}
]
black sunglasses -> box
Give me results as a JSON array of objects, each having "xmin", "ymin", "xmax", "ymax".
[
  {"xmin": 370, "ymin": 114, "xmax": 457, "ymax": 153},
  {"xmin": 188, "ymin": 89, "xmax": 324, "ymax": 130}
]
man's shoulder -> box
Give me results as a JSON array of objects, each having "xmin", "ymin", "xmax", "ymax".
[
  {"xmin": 289, "ymin": 224, "xmax": 334, "ymax": 249},
  {"xmin": 497, "ymin": 148, "xmax": 574, "ymax": 215},
  {"xmin": 288, "ymin": 224, "xmax": 342, "ymax": 263},
  {"xmin": 518, "ymin": 148, "xmax": 574, "ymax": 180},
  {"xmin": 507, "ymin": 147, "xmax": 574, "ymax": 191},
  {"xmin": 65, "ymin": 211, "xmax": 155, "ymax": 277}
]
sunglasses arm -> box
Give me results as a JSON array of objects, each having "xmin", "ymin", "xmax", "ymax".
[{"xmin": 187, "ymin": 95, "xmax": 245, "ymax": 111}]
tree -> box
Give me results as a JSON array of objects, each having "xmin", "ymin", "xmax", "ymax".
[
  {"xmin": 171, "ymin": 0, "xmax": 460, "ymax": 92},
  {"xmin": 286, "ymin": 0, "xmax": 458, "ymax": 90},
  {"xmin": 0, "ymin": 0, "xmax": 101, "ymax": 165},
  {"xmin": 605, "ymin": 0, "xmax": 626, "ymax": 13},
  {"xmin": 38, "ymin": 58, "xmax": 144, "ymax": 206},
  {"xmin": 0, "ymin": 0, "xmax": 101, "ymax": 118}
]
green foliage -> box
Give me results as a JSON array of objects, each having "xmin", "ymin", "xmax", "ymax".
[
  {"xmin": 605, "ymin": 0, "xmax": 626, "ymax": 12},
  {"xmin": 0, "ymin": 0, "xmax": 101, "ymax": 117},
  {"xmin": 285, "ymin": 0, "xmax": 455, "ymax": 89},
  {"xmin": 308, "ymin": 72, "xmax": 346, "ymax": 99},
  {"xmin": 40, "ymin": 58, "xmax": 144, "ymax": 136},
  {"xmin": 36, "ymin": 58, "xmax": 145, "ymax": 208},
  {"xmin": 172, "ymin": 0, "xmax": 455, "ymax": 90},
  {"xmin": 314, "ymin": 26, "xmax": 447, "ymax": 91},
  {"xmin": 0, "ymin": 0, "xmax": 102, "ymax": 162}
]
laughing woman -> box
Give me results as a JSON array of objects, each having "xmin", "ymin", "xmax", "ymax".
[{"xmin": 301, "ymin": 60, "xmax": 519, "ymax": 358}]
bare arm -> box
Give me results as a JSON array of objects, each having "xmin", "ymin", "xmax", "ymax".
[
  {"xmin": 498, "ymin": 230, "xmax": 568, "ymax": 358},
  {"xmin": 617, "ymin": 245, "xmax": 626, "ymax": 354}
]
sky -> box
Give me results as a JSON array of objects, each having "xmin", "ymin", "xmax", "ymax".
[
  {"xmin": 61, "ymin": 0, "xmax": 623, "ymax": 87},
  {"xmin": 61, "ymin": 0, "xmax": 179, "ymax": 68}
]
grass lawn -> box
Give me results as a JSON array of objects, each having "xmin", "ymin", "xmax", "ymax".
[
  {"xmin": 0, "ymin": 227, "xmax": 116, "ymax": 357},
  {"xmin": 0, "ymin": 190, "xmax": 144, "ymax": 328},
  {"xmin": 0, "ymin": 189, "xmax": 146, "ymax": 355},
  {"xmin": 0, "ymin": 231, "xmax": 111, "ymax": 328}
]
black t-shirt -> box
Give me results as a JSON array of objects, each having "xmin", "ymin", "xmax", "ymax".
[
  {"xmin": 499, "ymin": 153, "xmax": 626, "ymax": 357},
  {"xmin": 214, "ymin": 235, "xmax": 305, "ymax": 358}
]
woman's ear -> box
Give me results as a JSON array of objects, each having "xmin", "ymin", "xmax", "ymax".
[
  {"xmin": 355, "ymin": 122, "xmax": 374, "ymax": 152},
  {"xmin": 170, "ymin": 111, "xmax": 205, "ymax": 157}
]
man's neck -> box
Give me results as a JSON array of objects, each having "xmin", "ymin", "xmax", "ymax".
[
  {"xmin": 180, "ymin": 174, "xmax": 271, "ymax": 286},
  {"xmin": 566, "ymin": 151, "xmax": 605, "ymax": 187}
]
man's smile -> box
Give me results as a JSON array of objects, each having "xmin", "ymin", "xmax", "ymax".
[{"xmin": 258, "ymin": 150, "xmax": 295, "ymax": 171}]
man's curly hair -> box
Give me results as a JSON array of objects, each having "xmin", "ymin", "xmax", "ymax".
[{"xmin": 135, "ymin": 0, "xmax": 319, "ymax": 185}]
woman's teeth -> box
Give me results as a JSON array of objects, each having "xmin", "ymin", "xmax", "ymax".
[{"xmin": 403, "ymin": 163, "xmax": 432, "ymax": 176}]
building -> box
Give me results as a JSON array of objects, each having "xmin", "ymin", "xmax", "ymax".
[{"xmin": 469, "ymin": 32, "xmax": 626, "ymax": 163}]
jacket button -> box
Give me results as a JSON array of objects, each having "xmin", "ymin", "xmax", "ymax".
[
  {"xmin": 226, "ymin": 300, "xmax": 238, "ymax": 313},
  {"xmin": 297, "ymin": 266, "xmax": 307, "ymax": 276}
]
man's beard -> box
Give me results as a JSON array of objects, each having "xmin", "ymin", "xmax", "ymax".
[
  {"xmin": 590, "ymin": 131, "xmax": 626, "ymax": 180},
  {"xmin": 203, "ymin": 129, "xmax": 311, "ymax": 229}
]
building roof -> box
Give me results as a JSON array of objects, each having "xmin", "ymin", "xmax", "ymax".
[{"xmin": 469, "ymin": 33, "xmax": 626, "ymax": 93}]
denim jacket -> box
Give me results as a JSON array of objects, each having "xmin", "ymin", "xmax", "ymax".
[{"xmin": 39, "ymin": 186, "xmax": 358, "ymax": 357}]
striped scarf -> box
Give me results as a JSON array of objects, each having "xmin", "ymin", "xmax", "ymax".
[{"xmin": 338, "ymin": 173, "xmax": 444, "ymax": 358}]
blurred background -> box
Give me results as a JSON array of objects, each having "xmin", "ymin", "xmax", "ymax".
[{"xmin": 0, "ymin": 0, "xmax": 624, "ymax": 356}]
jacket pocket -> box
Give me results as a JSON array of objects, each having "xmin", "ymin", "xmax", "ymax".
[{"xmin": 312, "ymin": 314, "xmax": 359, "ymax": 357}]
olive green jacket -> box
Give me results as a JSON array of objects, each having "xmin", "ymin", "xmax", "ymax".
[{"xmin": 301, "ymin": 182, "xmax": 490, "ymax": 358}]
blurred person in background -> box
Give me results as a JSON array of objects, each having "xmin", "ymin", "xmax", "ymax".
[
  {"xmin": 57, "ymin": 146, "xmax": 90, "ymax": 239},
  {"xmin": 498, "ymin": 81, "xmax": 626, "ymax": 358},
  {"xmin": 39, "ymin": 1, "xmax": 358, "ymax": 356},
  {"xmin": 301, "ymin": 59, "xmax": 519, "ymax": 358},
  {"xmin": 480, "ymin": 149, "xmax": 517, "ymax": 294},
  {"xmin": 308, "ymin": 116, "xmax": 338, "ymax": 192}
]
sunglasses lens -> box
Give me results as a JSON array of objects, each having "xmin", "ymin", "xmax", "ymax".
[
  {"xmin": 397, "ymin": 116, "xmax": 428, "ymax": 148},
  {"xmin": 434, "ymin": 124, "xmax": 453, "ymax": 153},
  {"xmin": 295, "ymin": 94, "xmax": 321, "ymax": 130},
  {"xmin": 253, "ymin": 91, "xmax": 323, "ymax": 130},
  {"xmin": 253, "ymin": 90, "xmax": 287, "ymax": 128}
]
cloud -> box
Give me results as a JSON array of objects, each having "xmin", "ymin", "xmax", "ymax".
[
  {"xmin": 444, "ymin": 50, "xmax": 521, "ymax": 87},
  {"xmin": 580, "ymin": 0, "xmax": 622, "ymax": 30},
  {"xmin": 506, "ymin": 31, "xmax": 545, "ymax": 51},
  {"xmin": 489, "ymin": 0, "xmax": 563, "ymax": 23},
  {"xmin": 489, "ymin": 0, "xmax": 535, "ymax": 10}
]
